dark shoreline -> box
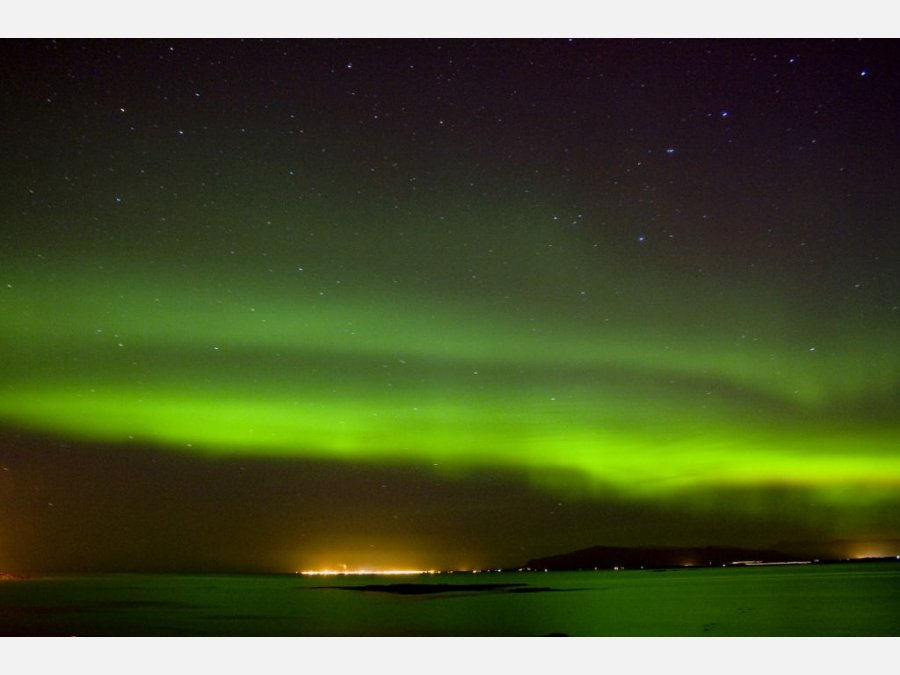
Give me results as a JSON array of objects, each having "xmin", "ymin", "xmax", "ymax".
[{"xmin": 2, "ymin": 556, "xmax": 897, "ymax": 580}]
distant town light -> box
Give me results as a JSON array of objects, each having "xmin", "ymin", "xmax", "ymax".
[{"xmin": 298, "ymin": 569, "xmax": 436, "ymax": 576}]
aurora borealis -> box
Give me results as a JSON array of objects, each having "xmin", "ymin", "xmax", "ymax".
[{"xmin": 2, "ymin": 39, "xmax": 899, "ymax": 573}]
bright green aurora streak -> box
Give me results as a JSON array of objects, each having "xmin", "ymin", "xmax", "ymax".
[{"xmin": 3, "ymin": 208, "xmax": 898, "ymax": 503}]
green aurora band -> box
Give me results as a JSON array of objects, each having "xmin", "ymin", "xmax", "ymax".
[{"xmin": 2, "ymin": 207, "xmax": 898, "ymax": 503}]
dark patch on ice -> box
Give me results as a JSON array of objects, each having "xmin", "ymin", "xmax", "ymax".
[
  {"xmin": 315, "ymin": 582, "xmax": 579, "ymax": 596},
  {"xmin": 316, "ymin": 582, "xmax": 525, "ymax": 595},
  {"xmin": 507, "ymin": 586, "xmax": 570, "ymax": 593}
]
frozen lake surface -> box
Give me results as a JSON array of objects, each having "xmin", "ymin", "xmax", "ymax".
[{"xmin": 1, "ymin": 562, "xmax": 898, "ymax": 636}]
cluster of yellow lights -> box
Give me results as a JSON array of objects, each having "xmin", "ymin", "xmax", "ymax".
[{"xmin": 298, "ymin": 569, "xmax": 438, "ymax": 576}]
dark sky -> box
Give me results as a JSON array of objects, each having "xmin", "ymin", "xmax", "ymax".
[{"xmin": 1, "ymin": 39, "xmax": 899, "ymax": 573}]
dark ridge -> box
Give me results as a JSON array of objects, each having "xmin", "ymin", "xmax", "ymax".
[{"xmin": 524, "ymin": 545, "xmax": 804, "ymax": 571}]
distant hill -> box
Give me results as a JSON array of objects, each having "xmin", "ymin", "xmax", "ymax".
[{"xmin": 523, "ymin": 545, "xmax": 803, "ymax": 570}]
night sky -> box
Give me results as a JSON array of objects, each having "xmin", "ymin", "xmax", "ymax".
[{"xmin": 2, "ymin": 39, "xmax": 899, "ymax": 573}]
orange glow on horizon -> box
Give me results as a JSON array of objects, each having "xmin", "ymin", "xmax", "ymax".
[{"xmin": 297, "ymin": 568, "xmax": 438, "ymax": 576}]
